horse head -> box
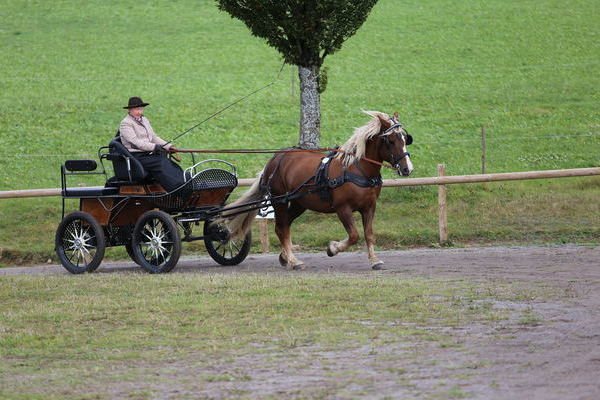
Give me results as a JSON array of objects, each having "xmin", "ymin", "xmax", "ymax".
[{"xmin": 377, "ymin": 112, "xmax": 414, "ymax": 176}]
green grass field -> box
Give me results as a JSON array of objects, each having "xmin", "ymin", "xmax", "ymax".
[{"xmin": 0, "ymin": 0, "xmax": 599, "ymax": 264}]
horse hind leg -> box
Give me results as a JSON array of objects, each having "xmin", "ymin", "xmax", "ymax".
[
  {"xmin": 327, "ymin": 207, "xmax": 359, "ymax": 257},
  {"xmin": 287, "ymin": 201, "xmax": 306, "ymax": 252},
  {"xmin": 274, "ymin": 203, "xmax": 304, "ymax": 270}
]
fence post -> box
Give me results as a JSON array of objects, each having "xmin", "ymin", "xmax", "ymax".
[
  {"xmin": 259, "ymin": 219, "xmax": 270, "ymax": 253},
  {"xmin": 438, "ymin": 164, "xmax": 448, "ymax": 244}
]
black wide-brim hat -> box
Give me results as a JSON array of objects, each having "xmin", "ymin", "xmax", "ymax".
[{"xmin": 123, "ymin": 96, "xmax": 150, "ymax": 109}]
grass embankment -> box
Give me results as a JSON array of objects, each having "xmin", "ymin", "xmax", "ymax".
[
  {"xmin": 0, "ymin": 0, "xmax": 598, "ymax": 264},
  {"xmin": 0, "ymin": 273, "xmax": 546, "ymax": 399}
]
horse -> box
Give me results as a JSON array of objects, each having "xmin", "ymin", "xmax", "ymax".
[{"xmin": 222, "ymin": 110, "xmax": 414, "ymax": 270}]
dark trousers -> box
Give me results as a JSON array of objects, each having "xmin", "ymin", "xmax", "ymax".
[{"xmin": 132, "ymin": 152, "xmax": 185, "ymax": 192}]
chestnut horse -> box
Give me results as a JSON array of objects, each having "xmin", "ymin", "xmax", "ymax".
[{"xmin": 223, "ymin": 111, "xmax": 413, "ymax": 270}]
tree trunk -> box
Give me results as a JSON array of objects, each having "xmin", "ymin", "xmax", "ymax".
[{"xmin": 298, "ymin": 65, "xmax": 321, "ymax": 149}]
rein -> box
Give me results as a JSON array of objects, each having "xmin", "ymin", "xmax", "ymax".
[
  {"xmin": 175, "ymin": 147, "xmax": 399, "ymax": 170},
  {"xmin": 164, "ymin": 62, "xmax": 286, "ymax": 147}
]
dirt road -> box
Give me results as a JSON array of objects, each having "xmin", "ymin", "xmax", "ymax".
[{"xmin": 2, "ymin": 245, "xmax": 599, "ymax": 399}]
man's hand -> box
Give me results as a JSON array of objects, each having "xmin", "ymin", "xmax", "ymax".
[{"xmin": 168, "ymin": 146, "xmax": 182, "ymax": 162}]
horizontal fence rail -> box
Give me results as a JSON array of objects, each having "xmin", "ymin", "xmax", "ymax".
[
  {"xmin": 0, "ymin": 188, "xmax": 62, "ymax": 199},
  {"xmin": 381, "ymin": 167, "xmax": 600, "ymax": 187},
  {"xmin": 1, "ymin": 167, "xmax": 599, "ymax": 199}
]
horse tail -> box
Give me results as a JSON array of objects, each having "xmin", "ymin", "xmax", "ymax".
[{"xmin": 219, "ymin": 169, "xmax": 266, "ymax": 239}]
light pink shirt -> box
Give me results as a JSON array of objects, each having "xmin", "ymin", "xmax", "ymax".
[{"xmin": 119, "ymin": 114, "xmax": 172, "ymax": 152}]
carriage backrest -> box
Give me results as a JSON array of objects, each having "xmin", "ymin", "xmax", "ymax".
[
  {"xmin": 65, "ymin": 159, "xmax": 97, "ymax": 172},
  {"xmin": 108, "ymin": 136, "xmax": 149, "ymax": 182}
]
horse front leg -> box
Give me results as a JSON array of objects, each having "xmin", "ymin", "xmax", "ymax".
[
  {"xmin": 361, "ymin": 205, "xmax": 384, "ymax": 270},
  {"xmin": 327, "ymin": 206, "xmax": 359, "ymax": 257},
  {"xmin": 273, "ymin": 203, "xmax": 304, "ymax": 270}
]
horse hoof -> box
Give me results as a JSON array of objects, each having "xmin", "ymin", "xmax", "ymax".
[
  {"xmin": 278, "ymin": 253, "xmax": 287, "ymax": 266},
  {"xmin": 327, "ymin": 242, "xmax": 337, "ymax": 257},
  {"xmin": 280, "ymin": 253, "xmax": 304, "ymax": 270},
  {"xmin": 292, "ymin": 263, "xmax": 305, "ymax": 271},
  {"xmin": 372, "ymin": 261, "xmax": 384, "ymax": 270}
]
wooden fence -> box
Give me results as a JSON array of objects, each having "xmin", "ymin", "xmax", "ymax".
[{"xmin": 1, "ymin": 166, "xmax": 599, "ymax": 246}]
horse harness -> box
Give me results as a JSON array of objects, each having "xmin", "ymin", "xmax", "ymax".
[
  {"xmin": 314, "ymin": 150, "xmax": 382, "ymax": 203},
  {"xmin": 261, "ymin": 148, "xmax": 383, "ymax": 205},
  {"xmin": 313, "ymin": 122, "xmax": 412, "ymax": 202},
  {"xmin": 259, "ymin": 119, "xmax": 413, "ymax": 205}
]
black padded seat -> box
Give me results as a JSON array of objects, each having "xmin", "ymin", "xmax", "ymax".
[
  {"xmin": 64, "ymin": 186, "xmax": 119, "ymax": 198},
  {"xmin": 107, "ymin": 137, "xmax": 152, "ymax": 184}
]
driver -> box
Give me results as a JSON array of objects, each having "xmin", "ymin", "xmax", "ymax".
[{"xmin": 119, "ymin": 97, "xmax": 185, "ymax": 191}]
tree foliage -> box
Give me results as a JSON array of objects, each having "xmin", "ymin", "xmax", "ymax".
[{"xmin": 215, "ymin": 0, "xmax": 379, "ymax": 67}]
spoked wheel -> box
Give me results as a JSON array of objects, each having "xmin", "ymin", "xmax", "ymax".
[
  {"xmin": 131, "ymin": 210, "xmax": 181, "ymax": 273},
  {"xmin": 203, "ymin": 220, "xmax": 251, "ymax": 266},
  {"xmin": 55, "ymin": 211, "xmax": 106, "ymax": 274}
]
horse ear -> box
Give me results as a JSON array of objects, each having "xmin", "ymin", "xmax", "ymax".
[
  {"xmin": 378, "ymin": 114, "xmax": 392, "ymax": 129},
  {"xmin": 393, "ymin": 112, "xmax": 399, "ymax": 120}
]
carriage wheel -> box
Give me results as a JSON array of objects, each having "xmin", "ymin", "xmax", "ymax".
[
  {"xmin": 120, "ymin": 225, "xmax": 140, "ymax": 265},
  {"xmin": 124, "ymin": 241, "xmax": 141, "ymax": 266},
  {"xmin": 131, "ymin": 210, "xmax": 181, "ymax": 273},
  {"xmin": 55, "ymin": 211, "xmax": 106, "ymax": 274},
  {"xmin": 203, "ymin": 220, "xmax": 251, "ymax": 266}
]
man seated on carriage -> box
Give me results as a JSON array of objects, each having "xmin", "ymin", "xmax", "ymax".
[{"xmin": 119, "ymin": 96, "xmax": 185, "ymax": 192}]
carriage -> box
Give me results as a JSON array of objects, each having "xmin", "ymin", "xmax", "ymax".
[{"xmin": 55, "ymin": 137, "xmax": 255, "ymax": 274}]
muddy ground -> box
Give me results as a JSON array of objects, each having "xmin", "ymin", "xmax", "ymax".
[{"xmin": 2, "ymin": 245, "xmax": 599, "ymax": 399}]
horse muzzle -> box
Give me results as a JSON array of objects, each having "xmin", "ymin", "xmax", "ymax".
[
  {"xmin": 392, "ymin": 152, "xmax": 413, "ymax": 176},
  {"xmin": 396, "ymin": 165, "xmax": 412, "ymax": 176}
]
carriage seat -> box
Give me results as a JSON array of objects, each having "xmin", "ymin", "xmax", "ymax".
[
  {"xmin": 61, "ymin": 159, "xmax": 119, "ymax": 197},
  {"xmin": 106, "ymin": 137, "xmax": 155, "ymax": 186}
]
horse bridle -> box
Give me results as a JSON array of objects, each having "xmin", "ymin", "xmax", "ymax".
[{"xmin": 381, "ymin": 121, "xmax": 412, "ymax": 169}]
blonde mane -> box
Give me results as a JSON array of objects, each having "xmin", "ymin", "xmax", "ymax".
[{"xmin": 335, "ymin": 111, "xmax": 389, "ymax": 167}]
